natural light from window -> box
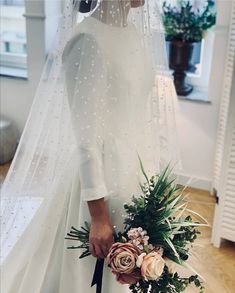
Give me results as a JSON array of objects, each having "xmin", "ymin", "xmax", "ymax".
[
  {"xmin": 160, "ymin": 0, "xmax": 217, "ymax": 102},
  {"xmin": 0, "ymin": 0, "xmax": 27, "ymax": 78}
]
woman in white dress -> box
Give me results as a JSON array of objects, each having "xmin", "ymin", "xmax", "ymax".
[{"xmin": 0, "ymin": 1, "xmax": 179, "ymax": 292}]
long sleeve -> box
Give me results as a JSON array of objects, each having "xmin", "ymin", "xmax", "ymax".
[{"xmin": 62, "ymin": 33, "xmax": 108, "ymax": 201}]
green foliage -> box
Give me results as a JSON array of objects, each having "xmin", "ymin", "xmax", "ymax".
[
  {"xmin": 65, "ymin": 223, "xmax": 90, "ymax": 259},
  {"xmin": 124, "ymin": 162, "xmax": 204, "ymax": 291},
  {"xmin": 124, "ymin": 165, "xmax": 200, "ymax": 263},
  {"xmin": 161, "ymin": 0, "xmax": 216, "ymax": 42},
  {"xmin": 129, "ymin": 268, "xmax": 204, "ymax": 293}
]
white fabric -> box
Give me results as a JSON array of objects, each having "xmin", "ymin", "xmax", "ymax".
[
  {"xmin": 62, "ymin": 17, "xmax": 156, "ymax": 201},
  {"xmin": 0, "ymin": 1, "xmax": 180, "ymax": 292}
]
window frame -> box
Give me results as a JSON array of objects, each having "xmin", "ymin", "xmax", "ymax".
[
  {"xmin": 0, "ymin": 2, "xmax": 27, "ymax": 78},
  {"xmin": 161, "ymin": 0, "xmax": 217, "ymax": 102}
]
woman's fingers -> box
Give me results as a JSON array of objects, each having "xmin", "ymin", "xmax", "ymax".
[
  {"xmin": 89, "ymin": 239, "xmax": 105, "ymax": 259},
  {"xmin": 102, "ymin": 235, "xmax": 114, "ymax": 257},
  {"xmin": 101, "ymin": 244, "xmax": 110, "ymax": 258},
  {"xmin": 94, "ymin": 243, "xmax": 104, "ymax": 259},
  {"xmin": 102, "ymin": 246, "xmax": 109, "ymax": 257},
  {"xmin": 89, "ymin": 238, "xmax": 113, "ymax": 259},
  {"xmin": 87, "ymin": 203, "xmax": 115, "ymax": 259},
  {"xmin": 89, "ymin": 242, "xmax": 96, "ymax": 258}
]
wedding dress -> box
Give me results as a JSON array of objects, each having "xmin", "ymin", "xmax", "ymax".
[{"xmin": 0, "ymin": 1, "xmax": 179, "ymax": 292}]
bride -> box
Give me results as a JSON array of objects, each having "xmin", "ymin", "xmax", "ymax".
[{"xmin": 1, "ymin": 1, "xmax": 179, "ymax": 292}]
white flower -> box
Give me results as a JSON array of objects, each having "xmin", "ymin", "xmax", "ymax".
[
  {"xmin": 127, "ymin": 227, "xmax": 150, "ymax": 250},
  {"xmin": 136, "ymin": 252, "xmax": 146, "ymax": 267}
]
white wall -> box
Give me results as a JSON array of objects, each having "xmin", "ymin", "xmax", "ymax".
[
  {"xmin": 177, "ymin": 98, "xmax": 221, "ymax": 190},
  {"xmin": 176, "ymin": 0, "xmax": 232, "ymax": 190},
  {"xmin": 0, "ymin": 76, "xmax": 39, "ymax": 133}
]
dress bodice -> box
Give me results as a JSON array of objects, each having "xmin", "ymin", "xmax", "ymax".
[
  {"xmin": 63, "ymin": 16, "xmax": 155, "ymax": 140},
  {"xmin": 62, "ymin": 16, "xmax": 156, "ymax": 202}
]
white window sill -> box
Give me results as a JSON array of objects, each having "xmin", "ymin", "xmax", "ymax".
[
  {"xmin": 0, "ymin": 66, "xmax": 28, "ymax": 79},
  {"xmin": 178, "ymin": 88, "xmax": 210, "ymax": 104}
]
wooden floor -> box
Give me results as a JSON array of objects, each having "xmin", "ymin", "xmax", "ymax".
[
  {"xmin": 0, "ymin": 163, "xmax": 235, "ymax": 293},
  {"xmin": 0, "ymin": 162, "xmax": 11, "ymax": 184},
  {"xmin": 182, "ymin": 187, "xmax": 235, "ymax": 293}
]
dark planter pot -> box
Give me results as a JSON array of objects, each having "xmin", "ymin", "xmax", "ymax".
[{"xmin": 169, "ymin": 41, "xmax": 196, "ymax": 96}]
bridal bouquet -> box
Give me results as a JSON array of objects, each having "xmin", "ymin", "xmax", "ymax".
[{"xmin": 66, "ymin": 162, "xmax": 206, "ymax": 293}]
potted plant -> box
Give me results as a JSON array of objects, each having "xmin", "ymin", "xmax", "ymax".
[{"xmin": 162, "ymin": 0, "xmax": 216, "ymax": 96}]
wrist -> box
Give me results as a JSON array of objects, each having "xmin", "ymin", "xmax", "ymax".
[
  {"xmin": 91, "ymin": 214, "xmax": 111, "ymax": 223},
  {"xmin": 87, "ymin": 198, "xmax": 111, "ymax": 222}
]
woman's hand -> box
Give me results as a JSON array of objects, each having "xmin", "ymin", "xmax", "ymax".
[
  {"xmin": 89, "ymin": 217, "xmax": 114, "ymax": 259},
  {"xmin": 87, "ymin": 198, "xmax": 114, "ymax": 259},
  {"xmin": 131, "ymin": 0, "xmax": 145, "ymax": 8}
]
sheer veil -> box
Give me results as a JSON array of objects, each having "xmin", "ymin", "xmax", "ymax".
[{"xmin": 1, "ymin": 0, "xmax": 179, "ymax": 291}]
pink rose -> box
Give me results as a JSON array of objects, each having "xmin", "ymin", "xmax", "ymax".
[
  {"xmin": 107, "ymin": 242, "xmax": 140, "ymax": 274},
  {"xmin": 115, "ymin": 269, "xmax": 142, "ymax": 285},
  {"xmin": 139, "ymin": 252, "xmax": 165, "ymax": 280}
]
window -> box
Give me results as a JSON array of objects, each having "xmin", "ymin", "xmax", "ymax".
[
  {"xmin": 184, "ymin": 0, "xmax": 218, "ymax": 102},
  {"xmin": 161, "ymin": 0, "xmax": 217, "ymax": 102},
  {"xmin": 184, "ymin": 31, "xmax": 215, "ymax": 101},
  {"xmin": 0, "ymin": 0, "xmax": 27, "ymax": 78}
]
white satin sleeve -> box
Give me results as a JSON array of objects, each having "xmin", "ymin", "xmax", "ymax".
[{"xmin": 62, "ymin": 33, "xmax": 108, "ymax": 201}]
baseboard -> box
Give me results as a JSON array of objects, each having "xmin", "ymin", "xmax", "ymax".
[{"xmin": 176, "ymin": 173, "xmax": 212, "ymax": 191}]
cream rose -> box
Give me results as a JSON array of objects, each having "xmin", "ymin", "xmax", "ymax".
[
  {"xmin": 140, "ymin": 252, "xmax": 165, "ymax": 280},
  {"xmin": 164, "ymin": 257, "xmax": 176, "ymax": 274},
  {"xmin": 107, "ymin": 242, "xmax": 140, "ymax": 274}
]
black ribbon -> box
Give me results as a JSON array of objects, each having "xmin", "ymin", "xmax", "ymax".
[{"xmin": 91, "ymin": 259, "xmax": 104, "ymax": 293}]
